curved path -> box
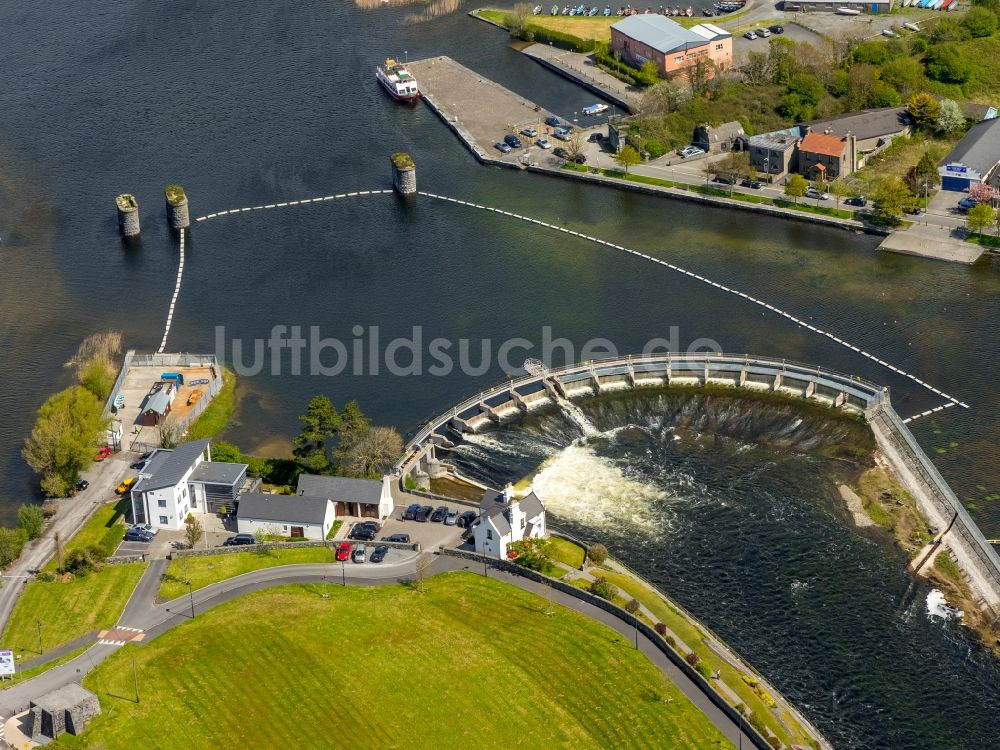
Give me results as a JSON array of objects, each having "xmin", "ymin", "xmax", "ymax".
[
  {"xmin": 0, "ymin": 555, "xmax": 760, "ymax": 748},
  {"xmin": 181, "ymin": 187, "xmax": 966, "ymax": 423}
]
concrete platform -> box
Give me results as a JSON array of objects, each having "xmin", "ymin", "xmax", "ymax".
[
  {"xmin": 408, "ymin": 56, "xmax": 558, "ymax": 167},
  {"xmin": 520, "ymin": 44, "xmax": 639, "ymax": 113},
  {"xmin": 878, "ymin": 224, "xmax": 984, "ymax": 264}
]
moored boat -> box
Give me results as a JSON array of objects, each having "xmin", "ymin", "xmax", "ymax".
[{"xmin": 376, "ymin": 58, "xmax": 420, "ymax": 103}]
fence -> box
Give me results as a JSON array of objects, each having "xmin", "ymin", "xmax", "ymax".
[
  {"xmin": 441, "ymin": 548, "xmax": 777, "ymax": 750},
  {"xmin": 102, "ymin": 349, "xmax": 136, "ymax": 419}
]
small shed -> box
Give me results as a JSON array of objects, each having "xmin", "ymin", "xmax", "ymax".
[{"xmin": 693, "ymin": 121, "xmax": 745, "ymax": 154}]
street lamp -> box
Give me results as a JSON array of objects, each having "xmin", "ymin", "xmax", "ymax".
[
  {"xmin": 36, "ymin": 620, "xmax": 42, "ymax": 655},
  {"xmin": 341, "ymin": 560, "xmax": 346, "ymax": 587},
  {"xmin": 186, "ymin": 580, "xmax": 195, "ymax": 619}
]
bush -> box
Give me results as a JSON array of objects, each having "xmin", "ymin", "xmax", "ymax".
[
  {"xmin": 644, "ymin": 140, "xmax": 667, "ymax": 159},
  {"xmin": 665, "ymin": 634, "xmax": 677, "ymax": 648},
  {"xmin": 924, "ymin": 44, "xmax": 972, "ymax": 84},
  {"xmin": 528, "ymin": 25, "xmax": 596, "ymax": 53},
  {"xmin": 41, "ymin": 501, "xmax": 58, "ymax": 518},
  {"xmin": 695, "ymin": 661, "xmax": 713, "ymax": 679},
  {"xmin": 587, "ymin": 576, "xmax": 617, "ymax": 601},
  {"xmin": 0, "ymin": 528, "xmax": 26, "ymax": 568},
  {"xmin": 685, "ymin": 652, "xmax": 701, "ymax": 667},
  {"xmin": 654, "ymin": 622, "xmax": 667, "ymax": 636},
  {"xmin": 17, "ymin": 504, "xmax": 45, "ymax": 540},
  {"xmin": 587, "ymin": 543, "xmax": 607, "ymax": 565},
  {"xmin": 624, "ymin": 597, "xmax": 641, "ymax": 614},
  {"xmin": 60, "ymin": 545, "xmax": 104, "ymax": 575},
  {"xmin": 962, "ymin": 6, "xmax": 997, "ymax": 37}
]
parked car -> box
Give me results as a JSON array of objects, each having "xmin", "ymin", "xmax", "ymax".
[
  {"xmin": 769, "ymin": 24, "xmax": 784, "ymax": 33},
  {"xmin": 805, "ymin": 187, "xmax": 830, "ymax": 200},
  {"xmin": 402, "ymin": 502, "xmax": 421, "ymax": 521},
  {"xmin": 743, "ymin": 30, "xmax": 758, "ymax": 40},
  {"xmin": 223, "ymin": 533, "xmax": 256, "ymax": 546},
  {"xmin": 115, "ymin": 477, "xmax": 137, "ymax": 495},
  {"xmin": 678, "ymin": 145, "xmax": 704, "ymax": 159},
  {"xmin": 553, "ymin": 146, "xmax": 570, "ymax": 159},
  {"xmin": 444, "ymin": 509, "xmax": 459, "ymax": 526},
  {"xmin": 370, "ymin": 545, "xmax": 389, "ymax": 563},
  {"xmin": 348, "ymin": 523, "xmax": 377, "ymax": 541},
  {"xmin": 958, "ymin": 196, "xmax": 977, "ymax": 211},
  {"xmin": 494, "ymin": 141, "xmax": 512, "ymax": 154},
  {"xmin": 94, "ymin": 446, "xmax": 112, "ymax": 461},
  {"xmin": 552, "ymin": 127, "xmax": 572, "ymax": 141},
  {"xmin": 415, "ymin": 505, "xmax": 434, "ymax": 522},
  {"xmin": 504, "ymin": 134, "xmax": 523, "ymax": 148},
  {"xmin": 124, "ymin": 526, "xmax": 153, "ymax": 543},
  {"xmin": 846, "ymin": 196, "xmax": 867, "ymax": 207},
  {"xmin": 520, "ymin": 127, "xmax": 538, "ymax": 138},
  {"xmin": 130, "ymin": 459, "xmax": 148, "ymax": 470},
  {"xmin": 741, "ymin": 178, "xmax": 762, "ymax": 189},
  {"xmin": 714, "ymin": 174, "xmax": 737, "ymax": 185},
  {"xmin": 352, "ymin": 545, "xmax": 367, "ymax": 563},
  {"xmin": 536, "ymin": 137, "xmax": 552, "ymax": 149},
  {"xmin": 383, "ymin": 533, "xmax": 411, "ymax": 543},
  {"xmin": 588, "ymin": 132, "xmax": 603, "ymax": 143},
  {"xmin": 757, "ymin": 27, "xmax": 771, "ymax": 37},
  {"xmin": 457, "ymin": 510, "xmax": 478, "ymax": 528},
  {"xmin": 544, "ymin": 116, "xmax": 562, "ymax": 127},
  {"xmin": 75, "ymin": 479, "xmax": 89, "ymax": 492},
  {"xmin": 335, "ymin": 541, "xmax": 352, "ymax": 561},
  {"xmin": 132, "ymin": 523, "xmax": 159, "ymax": 537},
  {"xmin": 431, "ymin": 506, "xmax": 449, "ymax": 523}
]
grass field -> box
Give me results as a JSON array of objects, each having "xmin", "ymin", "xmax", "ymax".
[
  {"xmin": 184, "ymin": 367, "xmax": 236, "ymax": 440},
  {"xmin": 158, "ymin": 546, "xmax": 334, "ymax": 601},
  {"xmin": 549, "ymin": 536, "xmax": 586, "ymax": 568},
  {"xmin": 60, "ymin": 574, "xmax": 731, "ymax": 750},
  {"xmin": 479, "ymin": 7, "xmax": 746, "ymax": 38},
  {"xmin": 2, "ymin": 563, "xmax": 146, "ymax": 659},
  {"xmin": 42, "ymin": 499, "xmax": 130, "ymax": 573}
]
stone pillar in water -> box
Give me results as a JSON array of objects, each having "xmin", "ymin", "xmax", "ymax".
[
  {"xmin": 165, "ymin": 184, "xmax": 190, "ymax": 228},
  {"xmin": 391, "ymin": 153, "xmax": 416, "ymax": 195},
  {"xmin": 116, "ymin": 194, "xmax": 140, "ymax": 237}
]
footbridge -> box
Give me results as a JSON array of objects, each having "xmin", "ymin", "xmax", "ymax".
[{"xmin": 395, "ymin": 352, "xmax": 888, "ymax": 483}]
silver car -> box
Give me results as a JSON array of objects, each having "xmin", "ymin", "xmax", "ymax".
[
  {"xmin": 445, "ymin": 509, "xmax": 459, "ymax": 526},
  {"xmin": 352, "ymin": 545, "xmax": 367, "ymax": 563}
]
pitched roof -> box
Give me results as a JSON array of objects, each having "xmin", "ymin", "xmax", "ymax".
[
  {"xmin": 519, "ymin": 492, "xmax": 545, "ymax": 520},
  {"xmin": 189, "ymin": 462, "xmax": 247, "ymax": 486},
  {"xmin": 143, "ymin": 390, "xmax": 171, "ymax": 415},
  {"xmin": 940, "ymin": 117, "xmax": 1000, "ymax": 175},
  {"xmin": 688, "ymin": 22, "xmax": 731, "ymax": 41},
  {"xmin": 132, "ymin": 440, "xmax": 209, "ymax": 493},
  {"xmin": 612, "ymin": 15, "xmax": 707, "ymax": 55},
  {"xmin": 799, "ymin": 131, "xmax": 847, "ymax": 158},
  {"xmin": 748, "ymin": 127, "xmax": 804, "ymax": 151},
  {"xmin": 237, "ymin": 493, "xmax": 331, "ymax": 525},
  {"xmin": 480, "ymin": 490, "xmax": 512, "ymax": 536},
  {"xmin": 296, "ymin": 475, "xmax": 382, "ymax": 504},
  {"xmin": 807, "ymin": 107, "xmax": 911, "ymax": 142}
]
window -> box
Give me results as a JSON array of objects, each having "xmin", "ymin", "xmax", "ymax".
[
  {"xmin": 159, "ymin": 516, "xmax": 168, "ymax": 525},
  {"xmin": 716, "ymin": 43, "xmax": 723, "ymax": 50},
  {"xmin": 158, "ymin": 499, "xmax": 167, "ymax": 508},
  {"xmin": 486, "ymin": 529, "xmax": 493, "ymax": 540},
  {"xmin": 182, "ymin": 487, "xmax": 187, "ymax": 499},
  {"xmin": 521, "ymin": 519, "xmax": 526, "ymax": 529}
]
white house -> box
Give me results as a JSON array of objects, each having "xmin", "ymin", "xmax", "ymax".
[
  {"xmin": 474, "ymin": 484, "xmax": 547, "ymax": 560},
  {"xmin": 236, "ymin": 493, "xmax": 335, "ymax": 540},
  {"xmin": 130, "ymin": 440, "xmax": 251, "ymax": 530},
  {"xmin": 295, "ymin": 475, "xmax": 394, "ymax": 519}
]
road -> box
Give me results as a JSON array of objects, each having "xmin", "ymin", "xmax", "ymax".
[
  {"xmin": 0, "ymin": 455, "xmax": 133, "ymax": 634},
  {"xmin": 0, "ymin": 554, "xmax": 762, "ymax": 749}
]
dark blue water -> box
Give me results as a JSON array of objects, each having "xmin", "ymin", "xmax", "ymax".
[{"xmin": 1, "ymin": 2, "xmax": 999, "ymax": 745}]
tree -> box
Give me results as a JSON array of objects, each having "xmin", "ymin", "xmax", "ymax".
[
  {"xmin": 778, "ymin": 92, "xmax": 814, "ymax": 122},
  {"xmin": 17, "ymin": 505, "xmax": 45, "ymax": 540},
  {"xmin": 342, "ymin": 426, "xmax": 403, "ymax": 479},
  {"xmin": 937, "ymin": 98, "xmax": 966, "ymax": 134},
  {"xmin": 334, "ymin": 400, "xmax": 371, "ymax": 467},
  {"xmin": 614, "ymin": 144, "xmax": 641, "ymax": 175},
  {"xmin": 872, "ymin": 177, "xmax": 916, "ymax": 217},
  {"xmin": 879, "ymin": 58, "xmax": 926, "ymax": 99},
  {"xmin": 847, "ymin": 64, "xmax": 879, "ymax": 111},
  {"xmin": 868, "ymin": 81, "xmax": 902, "ymax": 108},
  {"xmin": 79, "ymin": 359, "xmax": 114, "ymax": 402},
  {"xmin": 967, "ymin": 202, "xmax": 994, "ymax": 237},
  {"xmin": 639, "ymin": 80, "xmax": 690, "ymax": 116},
  {"xmin": 564, "ymin": 129, "xmax": 586, "ymax": 160},
  {"xmin": 962, "ymin": 6, "xmax": 998, "ymax": 38},
  {"xmin": 968, "ymin": 182, "xmax": 997, "ymax": 204},
  {"xmin": 924, "ymin": 44, "xmax": 972, "ymax": 84},
  {"xmin": 907, "ymin": 92, "xmax": 941, "ymax": 131},
  {"xmin": 0, "ymin": 528, "xmax": 26, "ymax": 569},
  {"xmin": 503, "ymin": 2, "xmax": 534, "ymax": 39},
  {"xmin": 784, "ymin": 174, "xmax": 808, "ymax": 204},
  {"xmin": 909, "ymin": 150, "xmax": 941, "ymax": 196},
  {"xmin": 293, "ymin": 395, "xmax": 340, "ymax": 473},
  {"xmin": 993, "ymin": 206, "xmax": 1000, "ymax": 237},
  {"xmin": 829, "ymin": 178, "xmax": 852, "ymax": 210},
  {"xmin": 587, "ymin": 543, "xmax": 608, "ymax": 565},
  {"xmin": 739, "ymin": 51, "xmax": 771, "ymax": 87},
  {"xmin": 184, "ymin": 513, "xmax": 203, "ymax": 549},
  {"xmin": 23, "ymin": 386, "xmax": 106, "ymax": 497}
]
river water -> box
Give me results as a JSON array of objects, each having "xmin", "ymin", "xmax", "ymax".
[{"xmin": 1, "ymin": 1, "xmax": 998, "ymax": 745}]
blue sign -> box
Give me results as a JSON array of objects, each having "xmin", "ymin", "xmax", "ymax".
[{"xmin": 945, "ymin": 164, "xmax": 969, "ymax": 174}]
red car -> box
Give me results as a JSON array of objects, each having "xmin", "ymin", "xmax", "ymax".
[
  {"xmin": 94, "ymin": 446, "xmax": 112, "ymax": 461},
  {"xmin": 335, "ymin": 542, "xmax": 351, "ymax": 562}
]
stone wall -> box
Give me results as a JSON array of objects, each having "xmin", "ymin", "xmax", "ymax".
[
  {"xmin": 171, "ymin": 538, "xmax": 419, "ymax": 559},
  {"xmin": 440, "ymin": 548, "xmax": 775, "ymax": 750}
]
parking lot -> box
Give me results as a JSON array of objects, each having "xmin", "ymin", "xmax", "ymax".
[{"xmin": 341, "ymin": 503, "xmax": 472, "ymax": 553}]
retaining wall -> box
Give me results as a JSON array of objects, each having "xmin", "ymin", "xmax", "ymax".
[
  {"xmin": 170, "ymin": 538, "xmax": 419, "ymax": 559},
  {"xmin": 440, "ymin": 548, "xmax": 776, "ymax": 750}
]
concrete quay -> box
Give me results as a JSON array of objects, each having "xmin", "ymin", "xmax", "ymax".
[
  {"xmin": 877, "ymin": 223, "xmax": 985, "ymax": 264},
  {"xmin": 520, "ymin": 43, "xmax": 640, "ymax": 114}
]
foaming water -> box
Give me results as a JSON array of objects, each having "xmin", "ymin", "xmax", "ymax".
[{"xmin": 441, "ymin": 388, "xmax": 1000, "ymax": 749}]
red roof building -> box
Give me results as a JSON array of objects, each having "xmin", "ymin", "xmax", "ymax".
[{"xmin": 798, "ymin": 132, "xmax": 852, "ymax": 180}]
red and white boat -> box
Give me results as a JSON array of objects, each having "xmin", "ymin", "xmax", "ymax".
[{"xmin": 376, "ymin": 58, "xmax": 420, "ymax": 103}]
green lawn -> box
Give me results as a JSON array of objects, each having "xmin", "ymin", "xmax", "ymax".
[
  {"xmin": 158, "ymin": 546, "xmax": 334, "ymax": 601},
  {"xmin": 58, "ymin": 574, "xmax": 731, "ymax": 750},
  {"xmin": 2, "ymin": 563, "xmax": 146, "ymax": 659},
  {"xmin": 43, "ymin": 499, "xmax": 130, "ymax": 573},
  {"xmin": 549, "ymin": 536, "xmax": 586, "ymax": 569},
  {"xmin": 184, "ymin": 367, "xmax": 236, "ymax": 440}
]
